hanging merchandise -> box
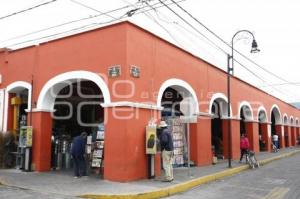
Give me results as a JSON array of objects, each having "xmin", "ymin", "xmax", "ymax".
[
  {"xmin": 91, "ymin": 125, "xmax": 105, "ymax": 173},
  {"xmin": 165, "ymin": 118, "xmax": 187, "ymax": 167}
]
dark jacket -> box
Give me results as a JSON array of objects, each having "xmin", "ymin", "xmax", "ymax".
[
  {"xmin": 160, "ymin": 128, "xmax": 174, "ymax": 151},
  {"xmin": 71, "ymin": 136, "xmax": 86, "ymax": 156}
]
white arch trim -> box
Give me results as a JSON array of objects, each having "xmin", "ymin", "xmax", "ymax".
[
  {"xmin": 7, "ymin": 81, "xmax": 32, "ymax": 93},
  {"xmin": 208, "ymin": 92, "xmax": 233, "ymax": 117},
  {"xmin": 257, "ymin": 106, "xmax": 268, "ymax": 122},
  {"xmin": 283, "ymin": 113, "xmax": 289, "ymax": 125},
  {"xmin": 238, "ymin": 101, "xmax": 254, "ymax": 121},
  {"xmin": 156, "ymin": 78, "xmax": 199, "ymax": 114},
  {"xmin": 36, "ymin": 70, "xmax": 111, "ymax": 110},
  {"xmin": 3, "ymin": 81, "xmax": 32, "ymax": 132},
  {"xmin": 270, "ymin": 104, "xmax": 282, "ymax": 125}
]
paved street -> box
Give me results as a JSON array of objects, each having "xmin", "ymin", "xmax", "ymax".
[
  {"xmin": 0, "ymin": 185, "xmax": 78, "ymax": 199},
  {"xmin": 167, "ymin": 153, "xmax": 300, "ymax": 199}
]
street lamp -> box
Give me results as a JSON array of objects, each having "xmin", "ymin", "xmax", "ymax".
[{"xmin": 227, "ymin": 30, "xmax": 260, "ymax": 168}]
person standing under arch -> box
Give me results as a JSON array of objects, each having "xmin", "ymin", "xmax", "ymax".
[
  {"xmin": 159, "ymin": 121, "xmax": 174, "ymax": 182},
  {"xmin": 71, "ymin": 132, "xmax": 87, "ymax": 178}
]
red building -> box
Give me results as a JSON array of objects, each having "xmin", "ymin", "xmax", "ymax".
[{"xmin": 0, "ymin": 21, "xmax": 299, "ymax": 182}]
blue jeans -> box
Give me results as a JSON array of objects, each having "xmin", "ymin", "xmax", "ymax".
[{"xmin": 73, "ymin": 155, "xmax": 87, "ymax": 177}]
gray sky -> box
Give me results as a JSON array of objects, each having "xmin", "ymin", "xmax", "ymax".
[{"xmin": 1, "ymin": 0, "xmax": 300, "ymax": 103}]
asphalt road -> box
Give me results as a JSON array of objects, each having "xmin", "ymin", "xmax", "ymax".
[
  {"xmin": 167, "ymin": 153, "xmax": 300, "ymax": 199},
  {"xmin": 0, "ymin": 185, "xmax": 78, "ymax": 199}
]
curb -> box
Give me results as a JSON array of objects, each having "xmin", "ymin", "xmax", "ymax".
[
  {"xmin": 259, "ymin": 150, "xmax": 300, "ymax": 166},
  {"xmin": 79, "ymin": 149, "xmax": 300, "ymax": 199}
]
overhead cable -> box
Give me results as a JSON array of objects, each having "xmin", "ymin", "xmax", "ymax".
[
  {"xmin": 0, "ymin": 4, "xmax": 132, "ymax": 45},
  {"xmin": 69, "ymin": 0, "xmax": 118, "ymax": 20},
  {"xmin": 157, "ymin": 0, "xmax": 300, "ymax": 101},
  {"xmin": 168, "ymin": 0, "xmax": 291, "ymax": 84},
  {"xmin": 4, "ymin": 0, "xmax": 185, "ymax": 48},
  {"xmin": 0, "ymin": 0, "xmax": 58, "ymax": 21}
]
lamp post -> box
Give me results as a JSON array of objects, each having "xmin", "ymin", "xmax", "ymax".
[{"xmin": 227, "ymin": 30, "xmax": 260, "ymax": 168}]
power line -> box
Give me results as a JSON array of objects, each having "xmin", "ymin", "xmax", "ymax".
[
  {"xmin": 259, "ymin": 82, "xmax": 300, "ymax": 87},
  {"xmin": 157, "ymin": 0, "xmax": 227, "ymax": 53},
  {"xmin": 69, "ymin": 0, "xmax": 118, "ymax": 20},
  {"xmin": 0, "ymin": 4, "xmax": 132, "ymax": 45},
  {"xmin": 167, "ymin": 0, "xmax": 300, "ymax": 101},
  {"xmin": 4, "ymin": 0, "xmax": 184, "ymax": 48},
  {"xmin": 125, "ymin": 0, "xmax": 184, "ymax": 48},
  {"xmin": 157, "ymin": 0, "xmax": 267, "ymax": 84},
  {"xmin": 157, "ymin": 0, "xmax": 300, "ymax": 101},
  {"xmin": 0, "ymin": 0, "xmax": 58, "ymax": 21},
  {"xmin": 168, "ymin": 0, "xmax": 291, "ymax": 84},
  {"xmin": 0, "ymin": 0, "xmax": 185, "ymax": 47},
  {"xmin": 142, "ymin": 0, "xmax": 240, "ymax": 71},
  {"xmin": 148, "ymin": 1, "xmax": 284, "ymax": 96},
  {"xmin": 5, "ymin": 15, "xmax": 127, "ymax": 48}
]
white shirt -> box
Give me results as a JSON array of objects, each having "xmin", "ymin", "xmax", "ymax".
[{"xmin": 273, "ymin": 134, "xmax": 279, "ymax": 141}]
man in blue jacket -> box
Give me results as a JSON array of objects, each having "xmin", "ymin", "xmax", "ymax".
[
  {"xmin": 159, "ymin": 121, "xmax": 174, "ymax": 182},
  {"xmin": 71, "ymin": 132, "xmax": 87, "ymax": 178}
]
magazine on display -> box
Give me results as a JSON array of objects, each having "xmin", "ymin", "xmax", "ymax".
[
  {"xmin": 93, "ymin": 149, "xmax": 103, "ymax": 158},
  {"xmin": 91, "ymin": 158, "xmax": 102, "ymax": 167},
  {"xmin": 96, "ymin": 131, "xmax": 104, "ymax": 139}
]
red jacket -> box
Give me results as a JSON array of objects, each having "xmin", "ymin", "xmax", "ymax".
[{"xmin": 240, "ymin": 137, "xmax": 250, "ymax": 149}]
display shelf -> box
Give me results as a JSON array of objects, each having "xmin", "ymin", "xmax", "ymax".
[
  {"xmin": 165, "ymin": 118, "xmax": 187, "ymax": 166},
  {"xmin": 91, "ymin": 131, "xmax": 104, "ymax": 169}
]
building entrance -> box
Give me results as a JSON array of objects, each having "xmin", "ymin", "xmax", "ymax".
[{"xmin": 50, "ymin": 80, "xmax": 104, "ymax": 174}]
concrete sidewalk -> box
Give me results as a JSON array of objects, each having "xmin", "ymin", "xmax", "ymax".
[{"xmin": 0, "ymin": 147, "xmax": 300, "ymax": 199}]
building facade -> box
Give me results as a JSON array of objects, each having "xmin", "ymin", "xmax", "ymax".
[{"xmin": 0, "ymin": 21, "xmax": 299, "ymax": 182}]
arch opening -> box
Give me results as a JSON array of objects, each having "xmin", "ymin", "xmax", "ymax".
[
  {"xmin": 160, "ymin": 84, "xmax": 197, "ymax": 167},
  {"xmin": 283, "ymin": 114, "xmax": 289, "ymax": 147},
  {"xmin": 271, "ymin": 105, "xmax": 282, "ymax": 149},
  {"xmin": 258, "ymin": 110, "xmax": 267, "ymax": 151},
  {"xmin": 36, "ymin": 71, "xmax": 109, "ymax": 174},
  {"xmin": 239, "ymin": 105, "xmax": 253, "ymax": 136},
  {"xmin": 50, "ymin": 79, "xmax": 104, "ymax": 172},
  {"xmin": 5, "ymin": 82, "xmax": 31, "ymax": 135},
  {"xmin": 210, "ymin": 98, "xmax": 229, "ymax": 160}
]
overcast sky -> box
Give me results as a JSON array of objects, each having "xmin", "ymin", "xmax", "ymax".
[{"xmin": 1, "ymin": 0, "xmax": 300, "ymax": 103}]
